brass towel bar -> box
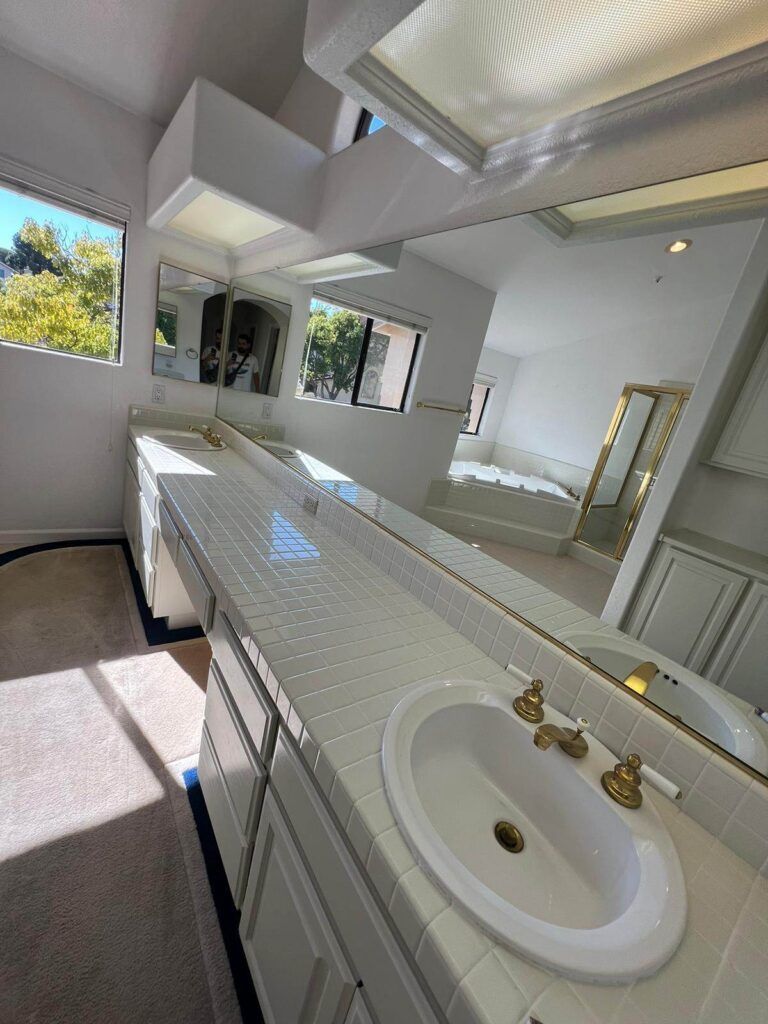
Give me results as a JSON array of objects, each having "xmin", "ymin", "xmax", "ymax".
[{"xmin": 416, "ymin": 401, "xmax": 466, "ymax": 415}]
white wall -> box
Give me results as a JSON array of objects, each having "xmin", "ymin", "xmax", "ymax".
[
  {"xmin": 0, "ymin": 48, "xmax": 231, "ymax": 539},
  {"xmin": 493, "ymin": 296, "xmax": 733, "ymax": 476},
  {"xmin": 218, "ymin": 251, "xmax": 496, "ymax": 511}
]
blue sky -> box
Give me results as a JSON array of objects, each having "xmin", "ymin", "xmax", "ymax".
[{"xmin": 0, "ymin": 183, "xmax": 118, "ymax": 251}]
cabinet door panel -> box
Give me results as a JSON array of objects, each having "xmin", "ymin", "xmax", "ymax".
[
  {"xmin": 707, "ymin": 582, "xmax": 768, "ymax": 708},
  {"xmin": 710, "ymin": 332, "xmax": 768, "ymax": 479},
  {"xmin": 240, "ymin": 790, "xmax": 357, "ymax": 1024},
  {"xmin": 122, "ymin": 463, "xmax": 140, "ymax": 564},
  {"xmin": 627, "ymin": 546, "xmax": 748, "ymax": 672},
  {"xmin": 343, "ymin": 992, "xmax": 374, "ymax": 1024}
]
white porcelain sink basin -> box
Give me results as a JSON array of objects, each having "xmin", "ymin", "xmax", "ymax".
[
  {"xmin": 382, "ymin": 680, "xmax": 686, "ymax": 984},
  {"xmin": 147, "ymin": 429, "xmax": 227, "ymax": 452},
  {"xmin": 559, "ymin": 630, "xmax": 768, "ymax": 774}
]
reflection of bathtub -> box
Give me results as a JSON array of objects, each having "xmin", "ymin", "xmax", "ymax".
[
  {"xmin": 449, "ymin": 460, "xmax": 576, "ymax": 504},
  {"xmin": 559, "ymin": 630, "xmax": 768, "ymax": 774}
]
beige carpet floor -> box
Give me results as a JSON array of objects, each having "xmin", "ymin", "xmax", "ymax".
[{"xmin": 0, "ymin": 546, "xmax": 239, "ymax": 1024}]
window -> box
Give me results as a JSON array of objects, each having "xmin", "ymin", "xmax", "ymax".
[
  {"xmin": 0, "ymin": 180, "xmax": 124, "ymax": 361},
  {"xmin": 462, "ymin": 380, "xmax": 493, "ymax": 435},
  {"xmin": 354, "ymin": 109, "xmax": 387, "ymax": 141},
  {"xmin": 297, "ymin": 298, "xmax": 420, "ymax": 413}
]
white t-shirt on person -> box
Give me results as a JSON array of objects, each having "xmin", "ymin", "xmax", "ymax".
[{"xmin": 229, "ymin": 353, "xmax": 259, "ymax": 391}]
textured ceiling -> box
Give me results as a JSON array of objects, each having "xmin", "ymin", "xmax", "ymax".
[
  {"xmin": 0, "ymin": 0, "xmax": 308, "ymax": 125},
  {"xmin": 405, "ymin": 215, "xmax": 762, "ymax": 357}
]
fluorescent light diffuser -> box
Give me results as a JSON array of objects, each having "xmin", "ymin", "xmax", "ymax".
[
  {"xmin": 167, "ymin": 189, "xmax": 283, "ymax": 248},
  {"xmin": 371, "ymin": 0, "xmax": 768, "ymax": 148}
]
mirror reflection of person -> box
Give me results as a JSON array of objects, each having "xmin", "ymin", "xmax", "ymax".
[
  {"xmin": 226, "ymin": 333, "xmax": 260, "ymax": 392},
  {"xmin": 200, "ymin": 326, "xmax": 223, "ymax": 384}
]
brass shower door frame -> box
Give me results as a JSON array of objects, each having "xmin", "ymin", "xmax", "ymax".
[{"xmin": 574, "ymin": 383, "xmax": 691, "ymax": 561}]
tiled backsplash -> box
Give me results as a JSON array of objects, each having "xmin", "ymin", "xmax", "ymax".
[{"xmin": 216, "ymin": 417, "xmax": 768, "ymax": 874}]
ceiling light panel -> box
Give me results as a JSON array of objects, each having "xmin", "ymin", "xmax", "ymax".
[
  {"xmin": 167, "ymin": 190, "xmax": 283, "ymax": 249},
  {"xmin": 371, "ymin": 0, "xmax": 768, "ymax": 148}
]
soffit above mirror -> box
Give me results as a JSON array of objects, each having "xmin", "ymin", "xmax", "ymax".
[{"xmin": 147, "ymin": 79, "xmax": 325, "ymax": 256}]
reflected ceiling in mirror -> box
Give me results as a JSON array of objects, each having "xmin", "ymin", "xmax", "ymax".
[
  {"xmin": 218, "ymin": 162, "xmax": 768, "ymax": 780},
  {"xmin": 152, "ymin": 263, "xmax": 228, "ymax": 386}
]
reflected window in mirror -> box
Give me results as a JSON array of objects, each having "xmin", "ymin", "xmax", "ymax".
[
  {"xmin": 223, "ymin": 288, "xmax": 291, "ymax": 398},
  {"xmin": 152, "ymin": 263, "xmax": 227, "ymax": 386},
  {"xmin": 297, "ymin": 297, "xmax": 421, "ymax": 413},
  {"xmin": 462, "ymin": 380, "xmax": 494, "ymax": 436}
]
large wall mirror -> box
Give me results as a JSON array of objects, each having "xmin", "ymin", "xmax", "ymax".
[
  {"xmin": 153, "ymin": 263, "xmax": 228, "ymax": 385},
  {"xmin": 217, "ymin": 160, "xmax": 768, "ymax": 782}
]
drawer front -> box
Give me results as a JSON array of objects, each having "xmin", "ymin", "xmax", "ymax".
[
  {"xmin": 139, "ymin": 547, "xmax": 155, "ymax": 605},
  {"xmin": 210, "ymin": 611, "xmax": 278, "ymax": 764},
  {"xmin": 176, "ymin": 539, "xmax": 215, "ymax": 631},
  {"xmin": 157, "ymin": 500, "xmax": 180, "ymax": 562},
  {"xmin": 198, "ymin": 724, "xmax": 264, "ymax": 906},
  {"xmin": 270, "ymin": 730, "xmax": 440, "ymax": 1024},
  {"xmin": 139, "ymin": 462, "xmax": 161, "ymax": 519},
  {"xmin": 204, "ymin": 661, "xmax": 264, "ymax": 834},
  {"xmin": 138, "ymin": 494, "xmax": 158, "ymax": 565},
  {"xmin": 126, "ymin": 438, "xmax": 140, "ymax": 482}
]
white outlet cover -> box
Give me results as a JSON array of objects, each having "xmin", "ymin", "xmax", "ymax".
[
  {"xmin": 262, "ymin": 402, "xmax": 273, "ymax": 419},
  {"xmin": 152, "ymin": 384, "xmax": 166, "ymax": 404}
]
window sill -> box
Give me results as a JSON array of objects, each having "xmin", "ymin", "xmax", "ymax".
[{"xmin": 295, "ymin": 394, "xmax": 405, "ymax": 415}]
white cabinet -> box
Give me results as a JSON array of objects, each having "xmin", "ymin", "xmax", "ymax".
[
  {"xmin": 706, "ymin": 581, "xmax": 768, "ymax": 707},
  {"xmin": 626, "ymin": 541, "xmax": 748, "ymax": 672},
  {"xmin": 198, "ymin": 660, "xmax": 267, "ymax": 904},
  {"xmin": 240, "ymin": 789, "xmax": 358, "ymax": 1024},
  {"xmin": 710, "ymin": 330, "xmax": 768, "ymax": 479},
  {"xmin": 122, "ymin": 441, "xmax": 199, "ymax": 628}
]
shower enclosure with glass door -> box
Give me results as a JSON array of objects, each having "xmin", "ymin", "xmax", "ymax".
[{"xmin": 574, "ymin": 384, "xmax": 690, "ymax": 560}]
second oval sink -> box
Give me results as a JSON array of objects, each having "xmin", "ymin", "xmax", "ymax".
[{"xmin": 382, "ymin": 680, "xmax": 686, "ymax": 984}]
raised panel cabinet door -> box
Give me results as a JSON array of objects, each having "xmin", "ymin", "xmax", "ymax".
[
  {"xmin": 706, "ymin": 582, "xmax": 768, "ymax": 708},
  {"xmin": 122, "ymin": 463, "xmax": 140, "ymax": 565},
  {"xmin": 710, "ymin": 332, "xmax": 768, "ymax": 479},
  {"xmin": 627, "ymin": 545, "xmax": 748, "ymax": 672},
  {"xmin": 240, "ymin": 790, "xmax": 357, "ymax": 1024},
  {"xmin": 343, "ymin": 992, "xmax": 375, "ymax": 1024}
]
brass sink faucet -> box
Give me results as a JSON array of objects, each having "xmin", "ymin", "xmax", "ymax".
[
  {"xmin": 533, "ymin": 717, "xmax": 590, "ymax": 758},
  {"xmin": 188, "ymin": 424, "xmax": 223, "ymax": 448}
]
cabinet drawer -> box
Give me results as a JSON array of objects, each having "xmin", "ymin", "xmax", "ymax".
[
  {"xmin": 270, "ymin": 729, "xmax": 440, "ymax": 1024},
  {"xmin": 210, "ymin": 611, "xmax": 278, "ymax": 764},
  {"xmin": 176, "ymin": 539, "xmax": 215, "ymax": 631},
  {"xmin": 204, "ymin": 661, "xmax": 264, "ymax": 834},
  {"xmin": 240, "ymin": 789, "xmax": 357, "ymax": 1024},
  {"xmin": 139, "ymin": 462, "xmax": 161, "ymax": 518},
  {"xmin": 139, "ymin": 547, "xmax": 155, "ymax": 605},
  {"xmin": 157, "ymin": 500, "xmax": 180, "ymax": 562},
  {"xmin": 126, "ymin": 438, "xmax": 140, "ymax": 482},
  {"xmin": 138, "ymin": 494, "xmax": 158, "ymax": 564},
  {"xmin": 198, "ymin": 722, "xmax": 264, "ymax": 906}
]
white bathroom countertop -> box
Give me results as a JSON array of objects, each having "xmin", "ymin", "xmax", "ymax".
[{"xmin": 130, "ymin": 422, "xmax": 768, "ymax": 1024}]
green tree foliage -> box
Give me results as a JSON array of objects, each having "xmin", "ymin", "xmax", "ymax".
[
  {"xmin": 0, "ymin": 217, "xmax": 122, "ymax": 359},
  {"xmin": 299, "ymin": 305, "xmax": 365, "ymax": 400}
]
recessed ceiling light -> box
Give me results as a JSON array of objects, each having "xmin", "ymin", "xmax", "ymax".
[{"xmin": 665, "ymin": 239, "xmax": 693, "ymax": 253}]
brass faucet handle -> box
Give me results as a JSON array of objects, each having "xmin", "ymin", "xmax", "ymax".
[
  {"xmin": 513, "ymin": 679, "xmax": 545, "ymax": 723},
  {"xmin": 601, "ymin": 752, "xmax": 644, "ymax": 809}
]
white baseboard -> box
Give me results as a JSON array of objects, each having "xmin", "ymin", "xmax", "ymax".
[
  {"xmin": 0, "ymin": 528, "xmax": 125, "ymax": 546},
  {"xmin": 568, "ymin": 540, "xmax": 620, "ymax": 577}
]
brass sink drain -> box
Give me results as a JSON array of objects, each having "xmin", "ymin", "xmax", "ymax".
[{"xmin": 494, "ymin": 820, "xmax": 525, "ymax": 853}]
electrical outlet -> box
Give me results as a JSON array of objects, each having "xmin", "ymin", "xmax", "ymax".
[
  {"xmin": 262, "ymin": 402, "xmax": 273, "ymax": 420},
  {"xmin": 302, "ymin": 494, "xmax": 319, "ymax": 517},
  {"xmin": 152, "ymin": 383, "xmax": 166, "ymax": 404}
]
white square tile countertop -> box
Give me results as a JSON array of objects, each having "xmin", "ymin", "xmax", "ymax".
[{"xmin": 131, "ymin": 423, "xmax": 768, "ymax": 1024}]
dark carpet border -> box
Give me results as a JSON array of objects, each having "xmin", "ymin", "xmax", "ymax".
[
  {"xmin": 183, "ymin": 767, "xmax": 264, "ymax": 1024},
  {"xmin": 0, "ymin": 539, "xmax": 205, "ymax": 646}
]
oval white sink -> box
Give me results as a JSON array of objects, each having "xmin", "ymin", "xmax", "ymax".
[
  {"xmin": 382, "ymin": 680, "xmax": 686, "ymax": 984},
  {"xmin": 559, "ymin": 630, "xmax": 768, "ymax": 774},
  {"xmin": 147, "ymin": 429, "xmax": 227, "ymax": 452}
]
